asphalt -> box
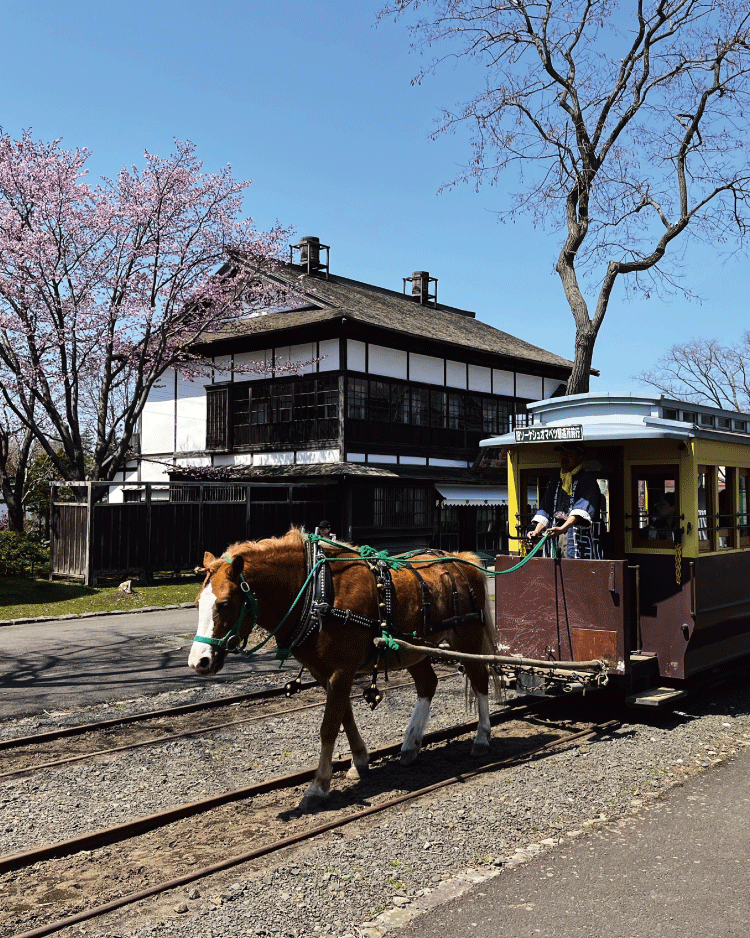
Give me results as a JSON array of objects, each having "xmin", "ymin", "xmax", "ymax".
[
  {"xmin": 398, "ymin": 747, "xmax": 750, "ymax": 938},
  {"xmin": 0, "ymin": 606, "xmax": 279, "ymax": 720}
]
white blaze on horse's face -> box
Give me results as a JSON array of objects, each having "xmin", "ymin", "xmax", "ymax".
[{"xmin": 188, "ymin": 580, "xmax": 218, "ymax": 674}]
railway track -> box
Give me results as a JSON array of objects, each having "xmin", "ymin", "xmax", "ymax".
[
  {"xmin": 2, "ymin": 694, "xmax": 619, "ymax": 938},
  {"xmin": 0, "ymin": 671, "xmax": 463, "ymax": 779}
]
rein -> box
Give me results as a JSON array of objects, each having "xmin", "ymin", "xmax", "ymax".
[{"xmin": 193, "ymin": 533, "xmax": 553, "ymax": 663}]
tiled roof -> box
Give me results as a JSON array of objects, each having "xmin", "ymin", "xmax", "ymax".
[
  {"xmin": 170, "ymin": 460, "xmax": 478, "ymax": 482},
  {"xmin": 200, "ymin": 259, "xmax": 574, "ymax": 373}
]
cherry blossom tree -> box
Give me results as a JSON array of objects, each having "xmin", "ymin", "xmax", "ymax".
[
  {"xmin": 383, "ymin": 1, "xmax": 750, "ymax": 393},
  {"xmin": 0, "ymin": 132, "xmax": 290, "ymax": 487}
]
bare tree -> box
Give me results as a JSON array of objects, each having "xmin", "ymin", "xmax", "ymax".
[
  {"xmin": 383, "ymin": 0, "xmax": 750, "ymax": 393},
  {"xmin": 638, "ymin": 333, "xmax": 750, "ymax": 410}
]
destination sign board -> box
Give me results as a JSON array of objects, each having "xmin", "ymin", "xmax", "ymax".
[{"xmin": 514, "ymin": 425, "xmax": 584, "ymax": 444}]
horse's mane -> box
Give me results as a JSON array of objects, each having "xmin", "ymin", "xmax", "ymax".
[{"xmin": 222, "ymin": 526, "xmax": 360, "ymax": 563}]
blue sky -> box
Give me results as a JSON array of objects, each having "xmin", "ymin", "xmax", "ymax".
[{"xmin": 3, "ymin": 0, "xmax": 747, "ymax": 394}]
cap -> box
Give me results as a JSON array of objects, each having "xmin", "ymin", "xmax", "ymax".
[
  {"xmin": 318, "ymin": 520, "xmax": 331, "ymax": 529},
  {"xmin": 553, "ymin": 442, "xmax": 586, "ymax": 454}
]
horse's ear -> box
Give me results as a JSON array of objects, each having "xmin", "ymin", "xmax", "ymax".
[
  {"xmin": 204, "ymin": 551, "xmax": 217, "ymax": 568},
  {"xmin": 231, "ymin": 554, "xmax": 245, "ymax": 578}
]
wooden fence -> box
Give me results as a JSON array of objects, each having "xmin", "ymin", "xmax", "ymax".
[{"xmin": 50, "ymin": 481, "xmax": 339, "ymax": 585}]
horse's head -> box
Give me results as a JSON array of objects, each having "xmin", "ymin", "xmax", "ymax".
[{"xmin": 188, "ymin": 551, "xmax": 252, "ymax": 675}]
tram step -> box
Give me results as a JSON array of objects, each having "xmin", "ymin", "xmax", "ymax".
[{"xmin": 625, "ymin": 687, "xmax": 688, "ymax": 709}]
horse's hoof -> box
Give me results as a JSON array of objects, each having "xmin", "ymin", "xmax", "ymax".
[
  {"xmin": 400, "ymin": 748, "xmax": 419, "ymax": 766},
  {"xmin": 347, "ymin": 762, "xmax": 369, "ymax": 780},
  {"xmin": 471, "ymin": 742, "xmax": 490, "ymax": 758},
  {"xmin": 299, "ymin": 792, "xmax": 327, "ymax": 812}
]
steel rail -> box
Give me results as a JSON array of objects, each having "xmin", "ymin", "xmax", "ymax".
[
  {"xmin": 0, "ymin": 695, "xmax": 548, "ymax": 877},
  {"xmin": 10, "ymin": 717, "xmax": 620, "ymax": 938},
  {"xmin": 0, "ymin": 673, "xmax": 458, "ymax": 782},
  {"xmin": 0, "ymin": 680, "xmax": 320, "ymax": 751}
]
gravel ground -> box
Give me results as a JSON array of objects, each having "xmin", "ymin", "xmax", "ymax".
[{"xmin": 2, "ymin": 667, "xmax": 750, "ymax": 938}]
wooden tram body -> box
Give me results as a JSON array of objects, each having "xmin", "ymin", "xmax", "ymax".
[{"xmin": 479, "ymin": 393, "xmax": 750, "ymax": 705}]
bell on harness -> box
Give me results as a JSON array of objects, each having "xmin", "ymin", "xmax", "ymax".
[
  {"xmin": 363, "ymin": 666, "xmax": 383, "ymax": 710},
  {"xmin": 363, "ymin": 683, "xmax": 383, "ymax": 711},
  {"xmin": 285, "ymin": 667, "xmax": 305, "ymax": 697}
]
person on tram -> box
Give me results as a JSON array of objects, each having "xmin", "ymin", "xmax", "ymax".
[
  {"xmin": 640, "ymin": 492, "xmax": 677, "ymax": 540},
  {"xmin": 528, "ymin": 442, "xmax": 602, "ymax": 559}
]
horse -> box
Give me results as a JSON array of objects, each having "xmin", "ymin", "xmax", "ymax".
[{"xmin": 188, "ymin": 528, "xmax": 497, "ymax": 810}]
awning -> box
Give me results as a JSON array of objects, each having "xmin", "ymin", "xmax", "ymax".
[{"xmin": 436, "ymin": 484, "xmax": 507, "ymax": 506}]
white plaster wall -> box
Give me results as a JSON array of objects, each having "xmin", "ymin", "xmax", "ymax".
[
  {"xmin": 543, "ymin": 378, "xmax": 566, "ymax": 398},
  {"xmin": 493, "ymin": 369, "xmax": 515, "ymax": 395},
  {"xmin": 141, "ymin": 370, "xmax": 175, "ymax": 455},
  {"xmin": 318, "ymin": 338, "xmax": 339, "ymax": 371},
  {"xmin": 468, "ymin": 364, "xmax": 492, "ymax": 393},
  {"xmin": 254, "ymin": 452, "xmax": 295, "ymax": 466},
  {"xmin": 446, "ymin": 360, "xmax": 467, "ymax": 389},
  {"xmin": 276, "ymin": 342, "xmax": 316, "ymax": 376},
  {"xmin": 409, "ymin": 352, "xmax": 444, "ymax": 385},
  {"xmin": 175, "ymin": 371, "xmax": 210, "ymax": 452},
  {"xmin": 235, "ymin": 349, "xmax": 271, "ymax": 379},
  {"xmin": 212, "ymin": 354, "xmax": 233, "ymax": 381},
  {"xmin": 430, "ymin": 457, "xmax": 470, "ymax": 468},
  {"xmin": 369, "ymin": 454, "xmax": 398, "ymax": 464},
  {"xmin": 175, "ymin": 456, "xmax": 211, "ymax": 468},
  {"xmin": 516, "ymin": 373, "xmax": 544, "ymax": 400},
  {"xmin": 369, "ymin": 344, "xmax": 408, "ymax": 380},
  {"xmin": 347, "ymin": 453, "xmax": 366, "ymax": 463},
  {"xmin": 296, "ymin": 448, "xmax": 340, "ymax": 464},
  {"xmin": 400, "ymin": 456, "xmax": 427, "ymax": 465},
  {"xmin": 139, "ymin": 459, "xmax": 171, "ymax": 483},
  {"xmin": 348, "ymin": 339, "xmax": 366, "ymax": 372}
]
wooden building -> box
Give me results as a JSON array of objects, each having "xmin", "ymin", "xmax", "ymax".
[{"xmin": 136, "ymin": 237, "xmax": 574, "ymax": 553}]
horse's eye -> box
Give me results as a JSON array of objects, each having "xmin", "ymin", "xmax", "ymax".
[{"xmin": 215, "ymin": 600, "xmax": 229, "ymax": 609}]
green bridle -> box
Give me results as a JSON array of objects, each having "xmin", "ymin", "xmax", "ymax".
[{"xmin": 192, "ymin": 556, "xmax": 261, "ymax": 651}]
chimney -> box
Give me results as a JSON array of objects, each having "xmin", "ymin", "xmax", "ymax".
[
  {"xmin": 403, "ymin": 270, "xmax": 437, "ymax": 307},
  {"xmin": 290, "ymin": 236, "xmax": 330, "ymax": 279}
]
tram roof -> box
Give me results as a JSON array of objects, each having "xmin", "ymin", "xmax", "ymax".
[{"xmin": 480, "ymin": 392, "xmax": 750, "ymax": 449}]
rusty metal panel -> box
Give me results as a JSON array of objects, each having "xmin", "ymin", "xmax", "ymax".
[
  {"xmin": 571, "ymin": 628, "xmax": 619, "ymax": 663},
  {"xmin": 494, "ymin": 556, "xmax": 629, "ymax": 676}
]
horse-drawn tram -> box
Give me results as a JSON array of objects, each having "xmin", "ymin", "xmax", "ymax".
[{"xmin": 479, "ymin": 392, "xmax": 750, "ymax": 707}]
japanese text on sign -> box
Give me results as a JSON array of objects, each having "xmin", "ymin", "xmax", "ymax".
[{"xmin": 514, "ymin": 425, "xmax": 584, "ymax": 443}]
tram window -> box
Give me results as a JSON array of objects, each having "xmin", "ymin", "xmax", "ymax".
[
  {"xmin": 700, "ymin": 414, "xmax": 715, "ymax": 427},
  {"xmin": 718, "ymin": 417, "xmax": 732, "ymax": 430},
  {"xmin": 682, "ymin": 411, "xmax": 698, "ymax": 424},
  {"xmin": 718, "ymin": 467, "xmax": 736, "ymax": 549},
  {"xmin": 735, "ymin": 420, "xmax": 748, "ymax": 432},
  {"xmin": 740, "ymin": 469, "xmax": 750, "ymax": 548},
  {"xmin": 631, "ymin": 468, "xmax": 679, "ymax": 546},
  {"xmin": 698, "ymin": 466, "xmax": 715, "ymax": 552}
]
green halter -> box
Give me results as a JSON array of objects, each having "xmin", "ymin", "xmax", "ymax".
[{"xmin": 192, "ymin": 556, "xmax": 261, "ymax": 651}]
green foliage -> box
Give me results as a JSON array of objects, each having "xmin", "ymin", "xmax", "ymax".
[{"xmin": 0, "ymin": 530, "xmax": 49, "ymax": 576}]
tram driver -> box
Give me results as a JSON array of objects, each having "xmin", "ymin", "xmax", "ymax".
[{"xmin": 528, "ymin": 443, "xmax": 602, "ymax": 559}]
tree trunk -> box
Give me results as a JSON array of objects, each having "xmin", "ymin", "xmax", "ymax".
[{"xmin": 566, "ymin": 325, "xmax": 597, "ymax": 395}]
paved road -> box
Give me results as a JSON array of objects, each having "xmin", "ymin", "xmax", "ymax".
[
  {"xmin": 399, "ymin": 744, "xmax": 750, "ymax": 938},
  {"xmin": 0, "ymin": 608, "xmax": 277, "ymax": 720}
]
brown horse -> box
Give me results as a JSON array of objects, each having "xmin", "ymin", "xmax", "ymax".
[{"xmin": 188, "ymin": 528, "xmax": 497, "ymax": 810}]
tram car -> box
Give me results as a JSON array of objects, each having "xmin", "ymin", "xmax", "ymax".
[{"xmin": 478, "ymin": 393, "xmax": 750, "ymax": 707}]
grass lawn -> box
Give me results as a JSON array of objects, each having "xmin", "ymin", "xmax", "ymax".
[{"xmin": 0, "ymin": 575, "xmax": 201, "ymax": 621}]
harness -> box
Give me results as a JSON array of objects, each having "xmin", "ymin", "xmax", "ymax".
[{"xmin": 192, "ymin": 537, "xmax": 484, "ymax": 662}]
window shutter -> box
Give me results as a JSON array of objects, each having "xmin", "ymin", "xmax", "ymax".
[{"xmin": 206, "ymin": 386, "xmax": 231, "ymax": 451}]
